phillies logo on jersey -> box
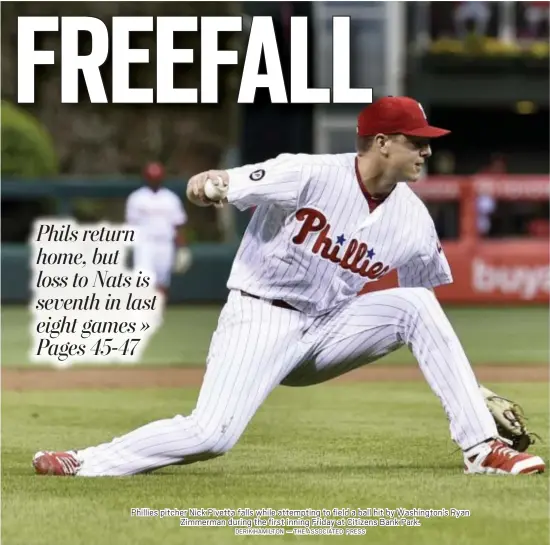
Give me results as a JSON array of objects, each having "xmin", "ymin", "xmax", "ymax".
[{"xmin": 291, "ymin": 208, "xmax": 390, "ymax": 280}]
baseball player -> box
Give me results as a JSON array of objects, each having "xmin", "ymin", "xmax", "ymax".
[
  {"xmin": 34, "ymin": 97, "xmax": 544, "ymax": 477},
  {"xmin": 125, "ymin": 162, "xmax": 192, "ymax": 313}
]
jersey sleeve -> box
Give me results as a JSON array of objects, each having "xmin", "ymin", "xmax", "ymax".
[
  {"xmin": 225, "ymin": 154, "xmax": 306, "ymax": 211},
  {"xmin": 397, "ymin": 219, "xmax": 453, "ymax": 289}
]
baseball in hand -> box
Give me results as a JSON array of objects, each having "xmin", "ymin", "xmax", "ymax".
[{"xmin": 204, "ymin": 177, "xmax": 228, "ymax": 201}]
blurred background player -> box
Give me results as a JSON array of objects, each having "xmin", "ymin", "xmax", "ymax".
[
  {"xmin": 453, "ymin": 1, "xmax": 492, "ymax": 38},
  {"xmin": 523, "ymin": 1, "xmax": 550, "ymax": 39},
  {"xmin": 125, "ymin": 162, "xmax": 192, "ymax": 315}
]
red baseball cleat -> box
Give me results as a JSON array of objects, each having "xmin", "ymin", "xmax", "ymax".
[
  {"xmin": 33, "ymin": 451, "xmax": 81, "ymax": 476},
  {"xmin": 464, "ymin": 439, "xmax": 545, "ymax": 475}
]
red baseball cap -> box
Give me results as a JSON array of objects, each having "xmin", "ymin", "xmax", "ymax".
[
  {"xmin": 357, "ymin": 96, "xmax": 450, "ymax": 138},
  {"xmin": 143, "ymin": 162, "xmax": 165, "ymax": 181}
]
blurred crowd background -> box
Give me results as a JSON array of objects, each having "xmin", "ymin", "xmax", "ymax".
[{"xmin": 1, "ymin": 1, "xmax": 548, "ymax": 292}]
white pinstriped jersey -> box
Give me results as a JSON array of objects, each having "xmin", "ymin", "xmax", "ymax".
[
  {"xmin": 226, "ymin": 153, "xmax": 452, "ymax": 316},
  {"xmin": 125, "ymin": 186, "xmax": 187, "ymax": 242}
]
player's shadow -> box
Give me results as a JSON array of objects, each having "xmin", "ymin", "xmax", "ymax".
[
  {"xmin": 154, "ymin": 460, "xmax": 459, "ymax": 477},
  {"xmin": 23, "ymin": 460, "xmax": 460, "ymax": 479}
]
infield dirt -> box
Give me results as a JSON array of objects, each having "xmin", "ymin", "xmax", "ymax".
[{"xmin": 2, "ymin": 364, "xmax": 547, "ymax": 391}]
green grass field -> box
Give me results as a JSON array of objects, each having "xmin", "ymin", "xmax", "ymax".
[
  {"xmin": 2, "ymin": 305, "xmax": 549, "ymax": 545},
  {"xmin": 2, "ymin": 383, "xmax": 548, "ymax": 545}
]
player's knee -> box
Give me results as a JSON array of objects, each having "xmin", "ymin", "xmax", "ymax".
[
  {"xmin": 192, "ymin": 416, "xmax": 242, "ymax": 457},
  {"xmin": 403, "ymin": 288, "xmax": 456, "ymax": 346},
  {"xmin": 400, "ymin": 287, "xmax": 439, "ymax": 311},
  {"xmin": 164, "ymin": 414, "xmax": 234, "ymax": 459},
  {"xmin": 406, "ymin": 286, "xmax": 434, "ymax": 298},
  {"xmin": 197, "ymin": 429, "xmax": 238, "ymax": 457},
  {"xmin": 393, "ymin": 287, "xmax": 443, "ymax": 338}
]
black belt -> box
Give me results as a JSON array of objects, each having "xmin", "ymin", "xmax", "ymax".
[{"xmin": 240, "ymin": 291, "xmax": 297, "ymax": 311}]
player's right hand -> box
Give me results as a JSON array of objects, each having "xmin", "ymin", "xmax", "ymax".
[{"xmin": 186, "ymin": 170, "xmax": 228, "ymax": 208}]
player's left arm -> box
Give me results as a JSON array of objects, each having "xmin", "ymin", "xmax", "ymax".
[{"xmin": 397, "ymin": 219, "xmax": 453, "ymax": 290}]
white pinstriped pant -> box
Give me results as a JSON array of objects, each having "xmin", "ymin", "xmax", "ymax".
[
  {"xmin": 133, "ymin": 242, "xmax": 175, "ymax": 288},
  {"xmin": 77, "ymin": 288, "xmax": 497, "ymax": 476}
]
